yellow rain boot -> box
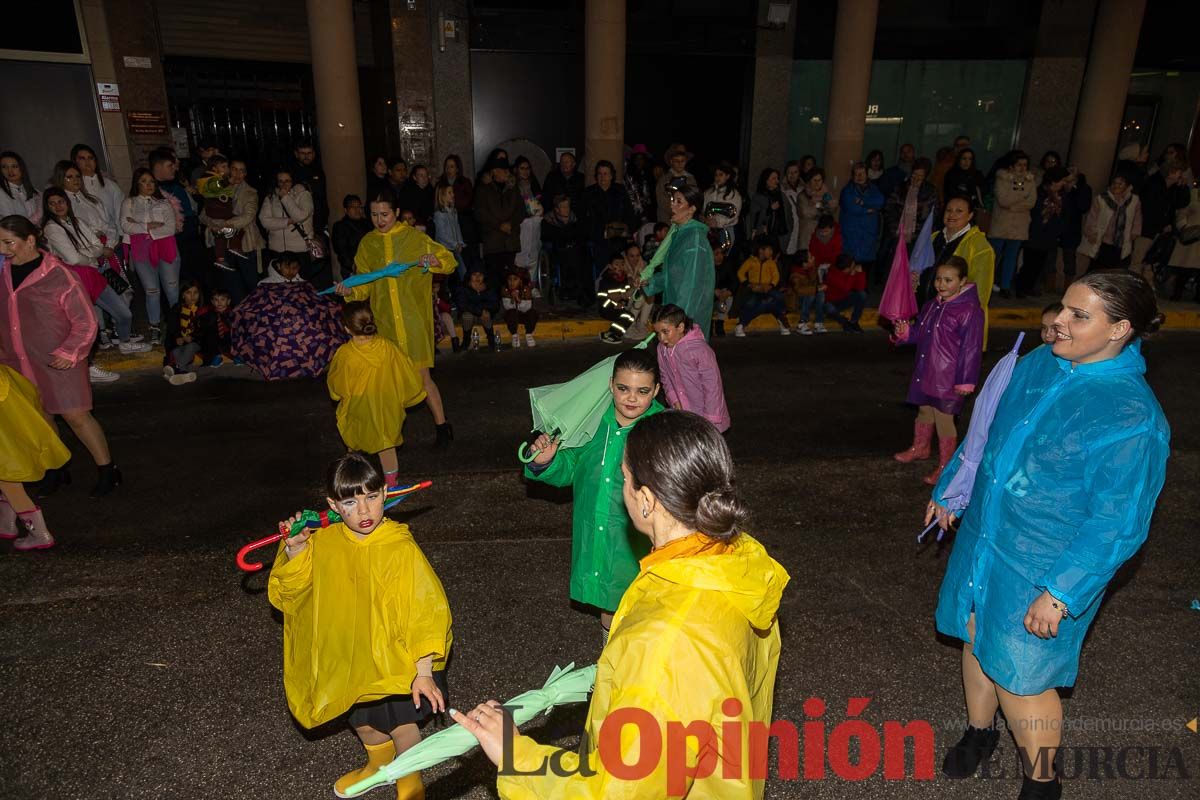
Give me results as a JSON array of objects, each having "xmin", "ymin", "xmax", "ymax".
[
  {"xmin": 334, "ymin": 740, "xmax": 396, "ymax": 798},
  {"xmin": 395, "ymin": 772, "xmax": 425, "ymax": 800}
]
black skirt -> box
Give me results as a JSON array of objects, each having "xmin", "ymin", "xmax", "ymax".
[{"xmin": 348, "ymin": 670, "xmax": 450, "ymax": 733}]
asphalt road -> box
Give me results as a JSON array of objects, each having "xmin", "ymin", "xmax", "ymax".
[{"xmin": 2, "ymin": 329, "xmax": 1198, "ymax": 799}]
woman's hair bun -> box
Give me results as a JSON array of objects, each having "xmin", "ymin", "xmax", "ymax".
[
  {"xmin": 363, "ymin": 321, "xmax": 378, "ymax": 335},
  {"xmin": 695, "ymin": 485, "xmax": 749, "ymax": 542}
]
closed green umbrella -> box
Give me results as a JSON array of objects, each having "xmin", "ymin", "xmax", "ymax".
[
  {"xmin": 343, "ymin": 662, "xmax": 597, "ymax": 796},
  {"xmin": 517, "ymin": 334, "xmax": 656, "ymax": 463}
]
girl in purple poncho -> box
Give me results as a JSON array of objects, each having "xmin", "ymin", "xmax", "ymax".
[{"xmin": 892, "ymin": 256, "xmax": 983, "ymax": 485}]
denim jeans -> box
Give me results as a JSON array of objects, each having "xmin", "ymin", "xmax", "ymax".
[
  {"xmin": 132, "ymin": 256, "xmax": 182, "ymax": 325},
  {"xmin": 94, "ymin": 285, "xmax": 133, "ymax": 341},
  {"xmin": 738, "ymin": 291, "xmax": 787, "ymax": 326},
  {"xmin": 171, "ymin": 341, "xmax": 202, "ymax": 371},
  {"xmin": 824, "ymin": 291, "xmax": 867, "ymax": 325},
  {"xmin": 988, "ymin": 237, "xmax": 1022, "ymax": 290},
  {"xmin": 798, "ymin": 291, "xmax": 826, "ymax": 325}
]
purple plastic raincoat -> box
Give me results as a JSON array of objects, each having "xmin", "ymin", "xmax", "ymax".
[{"xmin": 897, "ymin": 284, "xmax": 984, "ymax": 415}]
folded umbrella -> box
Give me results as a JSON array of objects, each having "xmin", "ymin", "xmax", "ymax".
[
  {"xmin": 517, "ymin": 334, "xmax": 656, "ymax": 463},
  {"xmin": 909, "ymin": 210, "xmax": 936, "ymax": 275},
  {"xmin": 344, "ymin": 662, "xmax": 598, "ymax": 796},
  {"xmin": 919, "ymin": 332, "xmax": 1026, "ymax": 542},
  {"xmin": 878, "ymin": 235, "xmax": 917, "ymax": 323},
  {"xmin": 318, "ymin": 261, "xmax": 424, "ymax": 295}
]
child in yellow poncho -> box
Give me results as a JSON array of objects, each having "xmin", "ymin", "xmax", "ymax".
[
  {"xmin": 268, "ymin": 451, "xmax": 452, "ymax": 800},
  {"xmin": 338, "ymin": 191, "xmax": 457, "ymax": 447},
  {"xmin": 0, "ymin": 364, "xmax": 71, "ymax": 551},
  {"xmin": 327, "ymin": 302, "xmax": 427, "ymax": 488}
]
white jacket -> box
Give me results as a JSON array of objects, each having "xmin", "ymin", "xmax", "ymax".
[
  {"xmin": 258, "ymin": 187, "xmax": 314, "ymax": 252},
  {"xmin": 66, "ymin": 189, "xmax": 117, "ymax": 244},
  {"xmin": 44, "ymin": 217, "xmax": 106, "ymax": 265},
  {"xmin": 0, "ymin": 182, "xmax": 40, "ymax": 222},
  {"xmin": 120, "ymin": 195, "xmax": 177, "ymax": 242},
  {"xmin": 82, "ymin": 173, "xmax": 125, "ymax": 236}
]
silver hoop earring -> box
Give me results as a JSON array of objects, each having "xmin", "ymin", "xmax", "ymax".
[{"xmin": 641, "ymin": 507, "xmax": 649, "ymax": 519}]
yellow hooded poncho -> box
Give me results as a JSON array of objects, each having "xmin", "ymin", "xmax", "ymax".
[
  {"xmin": 326, "ymin": 336, "xmax": 427, "ymax": 453},
  {"xmin": 267, "ymin": 519, "xmax": 453, "ymax": 729},
  {"xmin": 0, "ymin": 364, "xmax": 70, "ymax": 483},
  {"xmin": 497, "ymin": 532, "xmax": 790, "ymax": 799},
  {"xmin": 350, "ymin": 222, "xmax": 454, "ymax": 369}
]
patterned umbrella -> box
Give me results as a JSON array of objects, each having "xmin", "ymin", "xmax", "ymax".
[
  {"xmin": 231, "ymin": 282, "xmax": 348, "ymax": 380},
  {"xmin": 920, "ymin": 332, "xmax": 1027, "ymax": 542}
]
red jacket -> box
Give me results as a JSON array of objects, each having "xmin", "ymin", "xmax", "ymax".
[
  {"xmin": 824, "ymin": 264, "xmax": 866, "ymax": 303},
  {"xmin": 808, "ymin": 227, "xmax": 843, "ymax": 268}
]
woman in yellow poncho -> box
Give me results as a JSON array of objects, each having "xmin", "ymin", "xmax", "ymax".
[
  {"xmin": 337, "ymin": 192, "xmax": 456, "ymax": 447},
  {"xmin": 455, "ymin": 411, "xmax": 790, "ymax": 799},
  {"xmin": 269, "ymin": 451, "xmax": 453, "ymax": 800},
  {"xmin": 327, "ymin": 302, "xmax": 427, "ymax": 488},
  {"xmin": 0, "ymin": 364, "xmax": 71, "ymax": 551}
]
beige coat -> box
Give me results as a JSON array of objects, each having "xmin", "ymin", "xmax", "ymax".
[
  {"xmin": 200, "ymin": 182, "xmax": 264, "ymax": 252},
  {"xmin": 989, "ymin": 168, "xmax": 1037, "ymax": 240},
  {"xmin": 1078, "ymin": 191, "xmax": 1142, "ymax": 260},
  {"xmin": 1168, "ymin": 189, "xmax": 1200, "ymax": 270},
  {"xmin": 258, "ymin": 186, "xmax": 314, "ymax": 253}
]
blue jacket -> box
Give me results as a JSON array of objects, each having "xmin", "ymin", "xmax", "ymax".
[
  {"xmin": 934, "ymin": 342, "xmax": 1169, "ymax": 695},
  {"xmin": 839, "ymin": 182, "xmax": 885, "ymax": 262}
]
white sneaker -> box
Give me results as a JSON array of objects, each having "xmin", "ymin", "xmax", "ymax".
[
  {"xmin": 814, "ymin": 323, "xmax": 829, "ymax": 334},
  {"xmin": 118, "ymin": 341, "xmax": 153, "ymax": 354},
  {"xmin": 798, "ymin": 323, "xmax": 813, "ymax": 335},
  {"xmin": 526, "ymin": 334, "xmax": 536, "ymax": 348},
  {"xmin": 89, "ymin": 365, "xmax": 120, "ymax": 384},
  {"xmin": 734, "ymin": 324, "xmax": 746, "ymax": 338},
  {"xmin": 779, "ymin": 323, "xmax": 791, "ymax": 336},
  {"xmin": 531, "ymin": 287, "xmax": 542, "ymax": 299},
  {"xmin": 127, "ymin": 333, "xmax": 145, "ymax": 344},
  {"xmin": 167, "ymin": 370, "xmax": 197, "ymax": 386},
  {"xmin": 511, "ymin": 334, "xmax": 521, "ymax": 349}
]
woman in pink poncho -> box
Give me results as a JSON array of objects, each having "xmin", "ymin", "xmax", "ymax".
[{"xmin": 0, "ymin": 215, "xmax": 122, "ymax": 498}]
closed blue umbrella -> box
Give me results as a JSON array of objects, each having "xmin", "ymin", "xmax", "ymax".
[
  {"xmin": 919, "ymin": 332, "xmax": 1026, "ymax": 542},
  {"xmin": 909, "ymin": 210, "xmax": 936, "ymax": 275},
  {"xmin": 317, "ymin": 261, "xmax": 423, "ymax": 295}
]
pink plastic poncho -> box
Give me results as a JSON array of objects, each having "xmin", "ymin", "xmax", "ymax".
[
  {"xmin": 0, "ymin": 252, "xmax": 98, "ymax": 414},
  {"xmin": 656, "ymin": 325, "xmax": 730, "ymax": 432}
]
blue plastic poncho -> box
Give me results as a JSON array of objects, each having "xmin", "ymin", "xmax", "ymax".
[{"xmin": 934, "ymin": 342, "xmax": 1169, "ymax": 695}]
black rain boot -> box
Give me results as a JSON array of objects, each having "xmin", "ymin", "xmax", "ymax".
[
  {"xmin": 1017, "ymin": 775, "xmax": 1062, "ymax": 800},
  {"xmin": 451, "ymin": 336, "xmax": 461, "ymax": 353},
  {"xmin": 434, "ymin": 422, "xmax": 454, "ymax": 449},
  {"xmin": 90, "ymin": 463, "xmax": 123, "ymax": 498},
  {"xmin": 941, "ymin": 725, "xmax": 1000, "ymax": 778},
  {"xmin": 35, "ymin": 466, "xmax": 72, "ymax": 498},
  {"xmin": 713, "ymin": 320, "xmax": 726, "ymax": 337}
]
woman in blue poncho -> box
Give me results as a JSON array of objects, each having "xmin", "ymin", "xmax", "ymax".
[{"xmin": 927, "ymin": 271, "xmax": 1170, "ymax": 800}]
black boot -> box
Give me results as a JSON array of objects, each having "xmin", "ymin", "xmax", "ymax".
[
  {"xmin": 713, "ymin": 320, "xmax": 726, "ymax": 337},
  {"xmin": 91, "ymin": 463, "xmax": 122, "ymax": 498},
  {"xmin": 36, "ymin": 466, "xmax": 72, "ymax": 498},
  {"xmin": 941, "ymin": 725, "xmax": 1000, "ymax": 778},
  {"xmin": 451, "ymin": 337, "xmax": 461, "ymax": 353},
  {"xmin": 434, "ymin": 422, "xmax": 454, "ymax": 449},
  {"xmin": 1017, "ymin": 775, "xmax": 1062, "ymax": 800}
]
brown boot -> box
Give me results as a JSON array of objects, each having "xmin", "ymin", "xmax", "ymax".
[
  {"xmin": 396, "ymin": 772, "xmax": 425, "ymax": 800},
  {"xmin": 13, "ymin": 507, "xmax": 55, "ymax": 551},
  {"xmin": 334, "ymin": 740, "xmax": 395, "ymax": 798},
  {"xmin": 894, "ymin": 421, "xmax": 934, "ymax": 462},
  {"xmin": 924, "ymin": 436, "xmax": 958, "ymax": 486}
]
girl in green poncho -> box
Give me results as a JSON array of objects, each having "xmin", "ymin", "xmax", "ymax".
[{"xmin": 523, "ymin": 349, "xmax": 663, "ymax": 643}]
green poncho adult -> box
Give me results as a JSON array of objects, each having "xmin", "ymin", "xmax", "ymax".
[{"xmin": 641, "ymin": 218, "xmax": 714, "ymax": 339}]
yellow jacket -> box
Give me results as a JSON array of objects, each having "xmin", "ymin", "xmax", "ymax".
[
  {"xmin": 267, "ymin": 519, "xmax": 452, "ymax": 729},
  {"xmin": 327, "ymin": 336, "xmax": 427, "ymax": 453},
  {"xmin": 351, "ymin": 222, "xmax": 455, "ymax": 369},
  {"xmin": 497, "ymin": 532, "xmax": 790, "ymax": 799},
  {"xmin": 0, "ymin": 364, "xmax": 70, "ymax": 483},
  {"xmin": 933, "ymin": 226, "xmax": 995, "ymax": 349},
  {"xmin": 736, "ymin": 256, "xmax": 780, "ymax": 289}
]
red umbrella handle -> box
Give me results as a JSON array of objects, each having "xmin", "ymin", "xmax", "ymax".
[{"xmin": 236, "ymin": 531, "xmax": 288, "ymax": 573}]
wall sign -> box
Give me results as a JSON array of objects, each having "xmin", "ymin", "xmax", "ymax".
[
  {"xmin": 97, "ymin": 82, "xmax": 120, "ymax": 111},
  {"xmin": 127, "ymin": 110, "xmax": 168, "ymax": 136},
  {"xmin": 123, "ymin": 56, "xmax": 152, "ymax": 69}
]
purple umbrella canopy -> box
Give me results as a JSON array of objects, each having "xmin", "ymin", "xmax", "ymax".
[
  {"xmin": 920, "ymin": 332, "xmax": 1027, "ymax": 542},
  {"xmin": 231, "ymin": 282, "xmax": 348, "ymax": 380}
]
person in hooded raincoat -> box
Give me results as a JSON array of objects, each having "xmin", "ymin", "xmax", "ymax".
[
  {"xmin": 269, "ymin": 452, "xmax": 452, "ymax": 800},
  {"xmin": 327, "ymin": 302, "xmax": 427, "ymax": 486},
  {"xmin": 524, "ymin": 349, "xmax": 664, "ymax": 636},
  {"xmin": 458, "ymin": 411, "xmax": 790, "ymax": 799},
  {"xmin": 927, "ymin": 271, "xmax": 1169, "ymax": 795},
  {"xmin": 340, "ymin": 191, "xmax": 456, "ymax": 446},
  {"xmin": 642, "ymin": 182, "xmax": 715, "ymax": 339}
]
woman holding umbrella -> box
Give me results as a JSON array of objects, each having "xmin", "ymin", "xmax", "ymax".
[
  {"xmin": 927, "ymin": 271, "xmax": 1169, "ymax": 800},
  {"xmin": 640, "ymin": 180, "xmax": 715, "ymax": 338},
  {"xmin": 464, "ymin": 410, "xmax": 789, "ymax": 798}
]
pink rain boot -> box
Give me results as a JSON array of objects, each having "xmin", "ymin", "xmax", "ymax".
[
  {"xmin": 894, "ymin": 421, "xmax": 934, "ymax": 463},
  {"xmin": 0, "ymin": 499, "xmax": 17, "ymax": 540},
  {"xmin": 13, "ymin": 507, "xmax": 56, "ymax": 551},
  {"xmin": 924, "ymin": 437, "xmax": 958, "ymax": 486}
]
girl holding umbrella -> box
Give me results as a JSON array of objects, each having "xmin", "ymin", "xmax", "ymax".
[{"xmin": 927, "ymin": 272, "xmax": 1169, "ymax": 800}]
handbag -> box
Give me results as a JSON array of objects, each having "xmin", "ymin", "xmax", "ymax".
[
  {"xmin": 293, "ymin": 222, "xmax": 326, "ymax": 259},
  {"xmin": 104, "ymin": 266, "xmax": 131, "ymax": 295},
  {"xmin": 1177, "ymin": 225, "xmax": 1200, "ymax": 245},
  {"xmin": 603, "ymin": 222, "xmax": 629, "ymax": 240}
]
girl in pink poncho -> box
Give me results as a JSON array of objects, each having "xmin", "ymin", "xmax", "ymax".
[
  {"xmin": 651, "ymin": 304, "xmax": 730, "ymax": 432},
  {"xmin": 0, "ymin": 215, "xmax": 123, "ymax": 498},
  {"xmin": 891, "ymin": 256, "xmax": 984, "ymax": 485}
]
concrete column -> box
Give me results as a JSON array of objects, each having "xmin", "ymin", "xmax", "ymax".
[
  {"xmin": 747, "ymin": 0, "xmax": 797, "ymax": 182},
  {"xmin": 430, "ymin": 0, "xmax": 474, "ymax": 177},
  {"xmin": 306, "ymin": 0, "xmax": 365, "ymax": 220},
  {"xmin": 96, "ymin": 0, "xmax": 173, "ymax": 167},
  {"xmin": 822, "ymin": 0, "xmax": 878, "ymax": 193},
  {"xmin": 1016, "ymin": 0, "xmax": 1096, "ymax": 165},
  {"xmin": 388, "ymin": 0, "xmax": 437, "ymax": 168},
  {"xmin": 584, "ymin": 0, "xmax": 625, "ymax": 181},
  {"xmin": 1069, "ymin": 0, "xmax": 1147, "ymax": 185}
]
